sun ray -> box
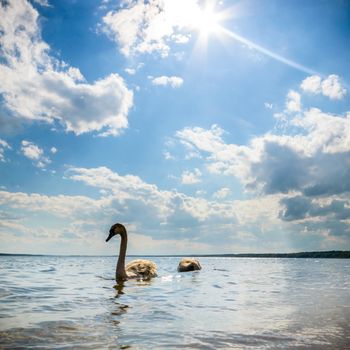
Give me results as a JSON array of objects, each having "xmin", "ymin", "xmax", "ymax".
[
  {"xmin": 189, "ymin": 1, "xmax": 319, "ymax": 77},
  {"xmin": 217, "ymin": 26, "xmax": 319, "ymax": 75}
]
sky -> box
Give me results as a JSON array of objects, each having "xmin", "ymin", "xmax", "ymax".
[{"xmin": 0, "ymin": 0, "xmax": 349, "ymax": 255}]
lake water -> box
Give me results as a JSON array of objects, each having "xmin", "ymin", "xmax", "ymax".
[{"xmin": 0, "ymin": 256, "xmax": 349, "ymax": 349}]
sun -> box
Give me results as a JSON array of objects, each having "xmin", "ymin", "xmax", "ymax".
[{"xmin": 193, "ymin": 4, "xmax": 221, "ymax": 38}]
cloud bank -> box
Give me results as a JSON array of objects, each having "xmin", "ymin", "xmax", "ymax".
[
  {"xmin": 171, "ymin": 75, "xmax": 350, "ymax": 246},
  {"xmin": 0, "ymin": 164, "xmax": 288, "ymax": 254}
]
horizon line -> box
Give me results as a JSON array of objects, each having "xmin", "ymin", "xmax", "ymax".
[{"xmin": 0, "ymin": 250, "xmax": 349, "ymax": 258}]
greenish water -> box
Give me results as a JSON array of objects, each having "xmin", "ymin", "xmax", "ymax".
[{"xmin": 0, "ymin": 256, "xmax": 349, "ymax": 349}]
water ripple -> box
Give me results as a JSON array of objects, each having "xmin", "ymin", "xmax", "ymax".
[{"xmin": 0, "ymin": 256, "xmax": 349, "ymax": 349}]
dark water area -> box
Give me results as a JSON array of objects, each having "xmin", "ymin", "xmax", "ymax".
[{"xmin": 0, "ymin": 256, "xmax": 349, "ymax": 349}]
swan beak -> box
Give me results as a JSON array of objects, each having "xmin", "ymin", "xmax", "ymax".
[{"xmin": 106, "ymin": 232, "xmax": 113, "ymax": 242}]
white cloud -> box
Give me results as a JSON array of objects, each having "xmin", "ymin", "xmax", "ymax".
[
  {"xmin": 21, "ymin": 140, "xmax": 50, "ymax": 168},
  {"xmin": 102, "ymin": 0, "xmax": 201, "ymax": 57},
  {"xmin": 181, "ymin": 168, "xmax": 202, "ymax": 184},
  {"xmin": 21, "ymin": 140, "xmax": 43, "ymax": 160},
  {"xmin": 213, "ymin": 187, "xmax": 231, "ymax": 199},
  {"xmin": 321, "ymin": 74, "xmax": 347, "ymax": 100},
  {"xmin": 232, "ymin": 195, "xmax": 283, "ymax": 227},
  {"xmin": 176, "ymin": 124, "xmax": 227, "ymax": 154},
  {"xmin": 300, "ymin": 74, "xmax": 346, "ymax": 100},
  {"xmin": 163, "ymin": 151, "xmax": 174, "ymax": 160},
  {"xmin": 0, "ymin": 0, "xmax": 133, "ymax": 136},
  {"xmin": 125, "ymin": 68, "xmax": 136, "ymax": 75},
  {"xmin": 0, "ymin": 190, "xmax": 111, "ymax": 218},
  {"xmin": 0, "ymin": 189, "xmax": 118, "ymax": 255},
  {"xmin": 50, "ymin": 147, "xmax": 57, "ymax": 154},
  {"xmin": 300, "ymin": 75, "xmax": 321, "ymax": 94},
  {"xmin": 175, "ymin": 124, "xmax": 253, "ymax": 181},
  {"xmin": 0, "ymin": 139, "xmax": 11, "ymax": 162},
  {"xmin": 151, "ymin": 75, "xmax": 184, "ymax": 88},
  {"xmin": 172, "ymin": 33, "xmax": 190, "ymax": 44},
  {"xmin": 32, "ymin": 0, "xmax": 50, "ymax": 6},
  {"xmin": 286, "ymin": 90, "xmax": 301, "ymax": 112}
]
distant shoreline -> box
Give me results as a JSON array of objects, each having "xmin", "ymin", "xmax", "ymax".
[{"xmin": 0, "ymin": 250, "xmax": 349, "ymax": 258}]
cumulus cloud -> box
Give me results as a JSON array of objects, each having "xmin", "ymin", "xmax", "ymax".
[
  {"xmin": 181, "ymin": 168, "xmax": 202, "ymax": 184},
  {"xmin": 21, "ymin": 141, "xmax": 43, "ymax": 160},
  {"xmin": 0, "ymin": 139, "xmax": 11, "ymax": 162},
  {"xmin": 300, "ymin": 74, "xmax": 346, "ymax": 100},
  {"xmin": 172, "ymin": 77, "xmax": 350, "ymax": 247},
  {"xmin": 0, "ymin": 0, "xmax": 133, "ymax": 136},
  {"xmin": 279, "ymin": 195, "xmax": 350, "ymax": 239},
  {"xmin": 300, "ymin": 75, "xmax": 321, "ymax": 94},
  {"xmin": 21, "ymin": 140, "xmax": 51, "ymax": 168},
  {"xmin": 151, "ymin": 75, "xmax": 184, "ymax": 88},
  {"xmin": 280, "ymin": 196, "xmax": 350, "ymax": 222},
  {"xmin": 286, "ymin": 90, "xmax": 301, "ymax": 112},
  {"xmin": 175, "ymin": 124, "xmax": 252, "ymax": 181},
  {"xmin": 102, "ymin": 0, "xmax": 202, "ymax": 57},
  {"xmin": 175, "ymin": 108, "xmax": 350, "ymax": 196}
]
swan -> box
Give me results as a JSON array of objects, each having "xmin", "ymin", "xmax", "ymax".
[
  {"xmin": 106, "ymin": 223, "xmax": 157, "ymax": 281},
  {"xmin": 177, "ymin": 258, "xmax": 201, "ymax": 272}
]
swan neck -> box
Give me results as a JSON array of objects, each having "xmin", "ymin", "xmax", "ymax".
[{"xmin": 116, "ymin": 230, "xmax": 128, "ymax": 280}]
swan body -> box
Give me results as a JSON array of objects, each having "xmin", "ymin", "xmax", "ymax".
[
  {"xmin": 106, "ymin": 223, "xmax": 158, "ymax": 281},
  {"xmin": 177, "ymin": 258, "xmax": 201, "ymax": 272},
  {"xmin": 125, "ymin": 259, "xmax": 157, "ymax": 279}
]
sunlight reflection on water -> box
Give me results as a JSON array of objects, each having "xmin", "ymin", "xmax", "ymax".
[{"xmin": 0, "ymin": 256, "xmax": 349, "ymax": 349}]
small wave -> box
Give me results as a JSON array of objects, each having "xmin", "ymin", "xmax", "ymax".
[
  {"xmin": 96, "ymin": 275, "xmax": 114, "ymax": 280},
  {"xmin": 40, "ymin": 267, "xmax": 56, "ymax": 273}
]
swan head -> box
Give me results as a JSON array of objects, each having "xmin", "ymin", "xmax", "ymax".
[{"xmin": 106, "ymin": 223, "xmax": 126, "ymax": 242}]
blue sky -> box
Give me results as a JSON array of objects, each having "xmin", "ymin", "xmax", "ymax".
[{"xmin": 0, "ymin": 0, "xmax": 349, "ymax": 255}]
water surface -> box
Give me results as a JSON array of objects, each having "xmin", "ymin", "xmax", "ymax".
[{"xmin": 0, "ymin": 256, "xmax": 349, "ymax": 349}]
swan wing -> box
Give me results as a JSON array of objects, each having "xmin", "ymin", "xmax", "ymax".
[{"xmin": 126, "ymin": 259, "xmax": 158, "ymax": 279}]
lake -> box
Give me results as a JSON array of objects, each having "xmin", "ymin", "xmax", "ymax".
[{"xmin": 0, "ymin": 256, "xmax": 349, "ymax": 349}]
